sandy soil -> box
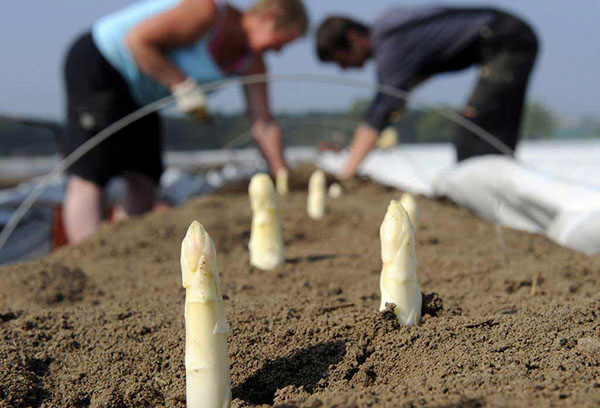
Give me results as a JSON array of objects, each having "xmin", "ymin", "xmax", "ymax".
[{"xmin": 1, "ymin": 165, "xmax": 600, "ymax": 408}]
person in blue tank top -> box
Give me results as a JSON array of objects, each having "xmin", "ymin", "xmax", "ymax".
[{"xmin": 59, "ymin": 0, "xmax": 308, "ymax": 244}]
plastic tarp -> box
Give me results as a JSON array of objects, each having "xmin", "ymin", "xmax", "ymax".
[
  {"xmin": 432, "ymin": 156, "xmax": 600, "ymax": 254},
  {"xmin": 319, "ymin": 140, "xmax": 600, "ymax": 254},
  {"xmin": 2, "ymin": 141, "xmax": 599, "ymax": 262}
]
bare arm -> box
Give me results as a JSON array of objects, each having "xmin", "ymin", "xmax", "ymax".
[
  {"xmin": 243, "ymin": 57, "xmax": 287, "ymax": 175},
  {"xmin": 341, "ymin": 76, "xmax": 414, "ymax": 180},
  {"xmin": 125, "ymin": 0, "xmax": 218, "ymax": 88},
  {"xmin": 340, "ymin": 123, "xmax": 379, "ymax": 180},
  {"xmin": 340, "ymin": 70, "xmax": 427, "ymax": 179}
]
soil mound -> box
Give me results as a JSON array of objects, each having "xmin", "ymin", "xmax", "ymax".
[{"xmin": 1, "ymin": 165, "xmax": 599, "ymax": 407}]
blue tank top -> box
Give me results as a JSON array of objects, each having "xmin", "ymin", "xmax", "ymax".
[{"xmin": 92, "ymin": 0, "xmax": 232, "ymax": 105}]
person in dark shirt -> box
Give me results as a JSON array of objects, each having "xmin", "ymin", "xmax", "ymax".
[{"xmin": 316, "ymin": 6, "xmax": 538, "ymax": 179}]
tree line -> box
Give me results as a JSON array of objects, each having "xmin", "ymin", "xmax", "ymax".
[{"xmin": 0, "ymin": 101, "xmax": 598, "ymax": 157}]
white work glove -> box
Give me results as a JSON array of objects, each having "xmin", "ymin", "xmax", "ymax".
[{"xmin": 171, "ymin": 78, "xmax": 210, "ymax": 122}]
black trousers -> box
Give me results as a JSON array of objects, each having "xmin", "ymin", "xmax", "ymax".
[
  {"xmin": 453, "ymin": 12, "xmax": 539, "ymax": 161},
  {"xmin": 60, "ymin": 32, "xmax": 163, "ymax": 187}
]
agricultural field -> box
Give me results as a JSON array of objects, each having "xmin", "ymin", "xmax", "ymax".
[{"xmin": 1, "ymin": 165, "xmax": 599, "ymax": 407}]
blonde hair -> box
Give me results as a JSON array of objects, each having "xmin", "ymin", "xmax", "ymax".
[{"xmin": 249, "ymin": 0, "xmax": 309, "ymax": 35}]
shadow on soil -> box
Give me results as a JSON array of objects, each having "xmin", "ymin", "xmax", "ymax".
[
  {"xmin": 233, "ymin": 341, "xmax": 346, "ymax": 405},
  {"xmin": 434, "ymin": 398, "xmax": 485, "ymax": 408},
  {"xmin": 285, "ymin": 254, "xmax": 358, "ymax": 265}
]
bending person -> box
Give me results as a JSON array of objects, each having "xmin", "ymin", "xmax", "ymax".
[
  {"xmin": 60, "ymin": 0, "xmax": 308, "ymax": 243},
  {"xmin": 315, "ymin": 6, "xmax": 538, "ymax": 179}
]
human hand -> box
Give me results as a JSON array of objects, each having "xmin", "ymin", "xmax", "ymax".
[
  {"xmin": 337, "ymin": 167, "xmax": 372, "ymax": 193},
  {"xmin": 171, "ymin": 78, "xmax": 210, "ymax": 122}
]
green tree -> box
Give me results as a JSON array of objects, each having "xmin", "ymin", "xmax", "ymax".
[
  {"xmin": 347, "ymin": 98, "xmax": 371, "ymax": 121},
  {"xmin": 414, "ymin": 107, "xmax": 456, "ymax": 143},
  {"xmin": 581, "ymin": 116, "xmax": 600, "ymax": 137},
  {"xmin": 521, "ymin": 101, "xmax": 558, "ymax": 139}
]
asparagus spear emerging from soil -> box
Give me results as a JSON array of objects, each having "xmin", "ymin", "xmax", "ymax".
[
  {"xmin": 328, "ymin": 182, "xmax": 343, "ymax": 199},
  {"xmin": 400, "ymin": 193, "xmax": 418, "ymax": 227},
  {"xmin": 248, "ymin": 174, "xmax": 285, "ymax": 270},
  {"xmin": 181, "ymin": 221, "xmax": 232, "ymax": 408},
  {"xmin": 307, "ymin": 170, "xmax": 326, "ymax": 219},
  {"xmin": 276, "ymin": 168, "xmax": 289, "ymax": 196},
  {"xmin": 380, "ymin": 201, "xmax": 422, "ymax": 326}
]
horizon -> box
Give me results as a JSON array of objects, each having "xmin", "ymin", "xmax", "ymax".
[{"xmin": 0, "ymin": 0, "xmax": 598, "ymax": 122}]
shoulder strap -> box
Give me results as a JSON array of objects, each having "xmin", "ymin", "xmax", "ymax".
[
  {"xmin": 214, "ymin": 0, "xmax": 228, "ymax": 21},
  {"xmin": 206, "ymin": 0, "xmax": 228, "ymax": 51}
]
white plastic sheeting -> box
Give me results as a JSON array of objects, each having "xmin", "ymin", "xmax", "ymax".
[
  {"xmin": 319, "ymin": 140, "xmax": 600, "ymax": 254},
  {"xmin": 319, "ymin": 144, "xmax": 450, "ymax": 195},
  {"xmin": 432, "ymin": 156, "xmax": 600, "ymax": 254},
  {"xmin": 547, "ymin": 212, "xmax": 600, "ymax": 255},
  {"xmin": 2, "ymin": 141, "xmax": 599, "ymax": 262}
]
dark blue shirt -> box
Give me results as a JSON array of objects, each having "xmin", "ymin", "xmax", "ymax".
[{"xmin": 366, "ymin": 6, "xmax": 496, "ymax": 130}]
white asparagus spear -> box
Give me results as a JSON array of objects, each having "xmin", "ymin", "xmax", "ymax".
[
  {"xmin": 328, "ymin": 182, "xmax": 343, "ymax": 199},
  {"xmin": 379, "ymin": 201, "xmax": 422, "ymax": 326},
  {"xmin": 399, "ymin": 192, "xmax": 418, "ymax": 227},
  {"xmin": 376, "ymin": 127, "xmax": 398, "ymax": 150},
  {"xmin": 307, "ymin": 170, "xmax": 326, "ymax": 219},
  {"xmin": 276, "ymin": 168, "xmax": 289, "ymax": 196},
  {"xmin": 181, "ymin": 221, "xmax": 231, "ymax": 408},
  {"xmin": 248, "ymin": 174, "xmax": 285, "ymax": 270}
]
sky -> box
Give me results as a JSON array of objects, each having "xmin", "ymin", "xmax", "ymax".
[{"xmin": 0, "ymin": 0, "xmax": 598, "ymax": 121}]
